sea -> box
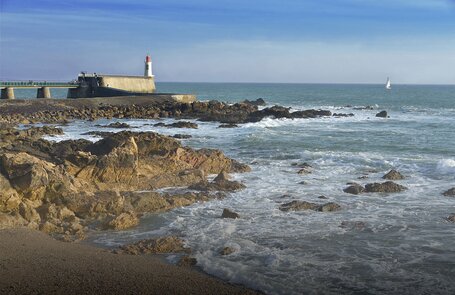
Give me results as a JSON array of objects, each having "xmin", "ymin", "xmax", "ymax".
[{"xmin": 16, "ymin": 83, "xmax": 455, "ymax": 294}]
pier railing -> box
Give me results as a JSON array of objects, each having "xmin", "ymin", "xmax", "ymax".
[
  {"xmin": 0, "ymin": 80, "xmax": 80, "ymax": 99},
  {"xmin": 0, "ymin": 81, "xmax": 78, "ymax": 88}
]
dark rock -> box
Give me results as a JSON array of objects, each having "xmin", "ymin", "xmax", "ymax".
[
  {"xmin": 172, "ymin": 134, "xmax": 192, "ymax": 139},
  {"xmin": 442, "ymin": 188, "xmax": 455, "ymax": 196},
  {"xmin": 447, "ymin": 214, "xmax": 455, "ymax": 223},
  {"xmin": 167, "ymin": 121, "xmax": 198, "ymax": 129},
  {"xmin": 318, "ymin": 195, "xmax": 328, "ymax": 199},
  {"xmin": 177, "ymin": 256, "xmax": 197, "ymax": 267},
  {"xmin": 279, "ymin": 200, "xmax": 341, "ymax": 212},
  {"xmin": 382, "ymin": 169, "xmax": 405, "ymax": 180},
  {"xmin": 154, "ymin": 121, "xmax": 198, "ymax": 129},
  {"xmin": 353, "ymin": 106, "xmax": 374, "ymax": 110},
  {"xmin": 194, "ymin": 103, "xmax": 332, "ymax": 124},
  {"xmin": 319, "ymin": 202, "xmax": 341, "ymax": 212},
  {"xmin": 220, "ymin": 247, "xmax": 236, "ymax": 255},
  {"xmin": 343, "ymin": 184, "xmax": 365, "ymax": 195},
  {"xmin": 250, "ymin": 105, "xmax": 292, "ymax": 121},
  {"xmin": 333, "ymin": 113, "xmax": 354, "ymax": 117},
  {"xmin": 376, "ymin": 110, "xmax": 388, "ymax": 118},
  {"xmin": 242, "ymin": 98, "xmax": 266, "ymax": 106},
  {"xmin": 214, "ymin": 171, "xmax": 230, "ymax": 182},
  {"xmin": 218, "ymin": 123, "xmax": 239, "ymax": 128},
  {"xmin": 221, "ymin": 208, "xmax": 240, "ymax": 219},
  {"xmin": 365, "ymin": 181, "xmax": 407, "ymax": 193},
  {"xmin": 291, "ymin": 109, "xmax": 332, "ymax": 119},
  {"xmin": 118, "ymin": 236, "xmax": 189, "ymax": 255},
  {"xmin": 81, "ymin": 131, "xmax": 114, "ymax": 137},
  {"xmin": 0, "ymin": 97, "xmax": 334, "ymax": 126},
  {"xmin": 297, "ymin": 168, "xmax": 312, "ymax": 174},
  {"xmin": 103, "ymin": 122, "xmax": 131, "ymax": 128},
  {"xmin": 189, "ymin": 171, "xmax": 245, "ymax": 192},
  {"xmin": 279, "ymin": 201, "xmax": 319, "ymax": 212}
]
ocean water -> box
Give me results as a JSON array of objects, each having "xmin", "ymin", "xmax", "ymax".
[{"xmin": 40, "ymin": 83, "xmax": 455, "ymax": 294}]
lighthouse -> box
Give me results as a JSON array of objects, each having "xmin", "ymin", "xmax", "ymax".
[{"xmin": 144, "ymin": 55, "xmax": 153, "ymax": 77}]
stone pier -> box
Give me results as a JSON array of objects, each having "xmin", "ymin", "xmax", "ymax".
[
  {"xmin": 37, "ymin": 87, "xmax": 51, "ymax": 99},
  {"xmin": 0, "ymin": 88, "xmax": 15, "ymax": 99}
]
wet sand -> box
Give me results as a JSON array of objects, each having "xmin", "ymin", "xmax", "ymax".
[{"xmin": 0, "ymin": 228, "xmax": 259, "ymax": 295}]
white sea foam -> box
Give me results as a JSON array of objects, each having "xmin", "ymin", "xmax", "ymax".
[{"xmin": 437, "ymin": 159, "xmax": 455, "ymax": 173}]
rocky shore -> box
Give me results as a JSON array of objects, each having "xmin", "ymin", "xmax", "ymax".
[
  {"xmin": 0, "ymin": 96, "xmax": 333, "ymax": 293},
  {"xmin": 0, "ymin": 96, "xmax": 342, "ymax": 241},
  {"xmin": 2, "ymin": 96, "xmax": 452, "ymax": 293},
  {"xmin": 0, "ymin": 96, "xmax": 262, "ymax": 293},
  {"xmin": 0, "ymin": 96, "xmax": 339, "ymax": 124},
  {"xmin": 0, "ymin": 123, "xmax": 250, "ymax": 241}
]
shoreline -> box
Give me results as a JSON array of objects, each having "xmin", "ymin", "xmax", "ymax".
[
  {"xmin": 0, "ymin": 96, "xmax": 360, "ymax": 294},
  {"xmin": 0, "ymin": 228, "xmax": 260, "ymax": 294},
  {"xmin": 0, "ymin": 97, "xmax": 271, "ymax": 294}
]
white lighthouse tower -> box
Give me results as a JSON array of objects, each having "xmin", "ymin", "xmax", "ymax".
[{"xmin": 144, "ymin": 54, "xmax": 153, "ymax": 77}]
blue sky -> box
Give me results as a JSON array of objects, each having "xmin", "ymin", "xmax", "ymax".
[{"xmin": 1, "ymin": 0, "xmax": 454, "ymax": 83}]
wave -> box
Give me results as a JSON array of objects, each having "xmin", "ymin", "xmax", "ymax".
[{"xmin": 437, "ymin": 159, "xmax": 455, "ymax": 173}]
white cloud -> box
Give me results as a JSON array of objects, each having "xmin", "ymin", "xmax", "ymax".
[{"xmin": 349, "ymin": 0, "xmax": 453, "ymax": 9}]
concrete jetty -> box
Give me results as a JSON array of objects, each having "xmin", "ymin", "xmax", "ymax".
[
  {"xmin": 66, "ymin": 73, "xmax": 156, "ymax": 99},
  {"xmin": 1, "ymin": 55, "xmax": 195, "ymax": 102}
]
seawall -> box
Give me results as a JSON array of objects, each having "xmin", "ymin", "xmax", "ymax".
[
  {"xmin": 67, "ymin": 75, "xmax": 157, "ymax": 98},
  {"xmin": 99, "ymin": 75, "xmax": 155, "ymax": 93}
]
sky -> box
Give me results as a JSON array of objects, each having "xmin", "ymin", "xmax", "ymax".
[{"xmin": 0, "ymin": 0, "xmax": 454, "ymax": 84}]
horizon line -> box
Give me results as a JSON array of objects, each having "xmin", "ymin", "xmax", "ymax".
[
  {"xmin": 155, "ymin": 81, "xmax": 455, "ymax": 86},
  {"xmin": 1, "ymin": 77, "xmax": 453, "ymax": 86}
]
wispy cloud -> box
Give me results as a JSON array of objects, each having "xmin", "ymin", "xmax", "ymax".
[{"xmin": 1, "ymin": 0, "xmax": 454, "ymax": 83}]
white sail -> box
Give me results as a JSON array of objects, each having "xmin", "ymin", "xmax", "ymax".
[{"xmin": 385, "ymin": 77, "xmax": 391, "ymax": 90}]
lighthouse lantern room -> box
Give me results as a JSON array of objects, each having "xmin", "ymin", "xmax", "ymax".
[{"xmin": 144, "ymin": 55, "xmax": 153, "ymax": 77}]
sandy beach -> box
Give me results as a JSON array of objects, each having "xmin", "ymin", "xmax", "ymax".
[{"xmin": 0, "ymin": 228, "xmax": 259, "ymax": 295}]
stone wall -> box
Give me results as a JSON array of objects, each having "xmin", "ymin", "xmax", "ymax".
[{"xmin": 99, "ymin": 76, "xmax": 156, "ymax": 93}]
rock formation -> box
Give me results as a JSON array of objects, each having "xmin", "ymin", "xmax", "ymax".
[
  {"xmin": 279, "ymin": 201, "xmax": 341, "ymax": 212},
  {"xmin": 0, "ymin": 125, "xmax": 250, "ymax": 241},
  {"xmin": 442, "ymin": 188, "xmax": 455, "ymax": 196},
  {"xmin": 376, "ymin": 111, "xmax": 388, "ymax": 118},
  {"xmin": 221, "ymin": 209, "xmax": 240, "ymax": 219},
  {"xmin": 0, "ymin": 98, "xmax": 337, "ymax": 125},
  {"xmin": 177, "ymin": 256, "xmax": 198, "ymax": 267},
  {"xmin": 344, "ymin": 181, "xmax": 406, "ymax": 195},
  {"xmin": 117, "ymin": 236, "xmax": 190, "ymax": 255},
  {"xmin": 154, "ymin": 121, "xmax": 198, "ymax": 129},
  {"xmin": 382, "ymin": 169, "xmax": 405, "ymax": 180},
  {"xmin": 343, "ymin": 184, "xmax": 365, "ymax": 195},
  {"xmin": 220, "ymin": 247, "xmax": 236, "ymax": 255},
  {"xmin": 364, "ymin": 181, "xmax": 407, "ymax": 193},
  {"xmin": 189, "ymin": 171, "xmax": 246, "ymax": 192}
]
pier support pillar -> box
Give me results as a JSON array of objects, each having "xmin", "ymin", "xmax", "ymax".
[
  {"xmin": 67, "ymin": 85, "xmax": 90, "ymax": 99},
  {"xmin": 37, "ymin": 87, "xmax": 51, "ymax": 99},
  {"xmin": 1, "ymin": 88, "xmax": 15, "ymax": 99}
]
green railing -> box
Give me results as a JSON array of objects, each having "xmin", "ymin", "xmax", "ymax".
[{"xmin": 0, "ymin": 81, "xmax": 78, "ymax": 87}]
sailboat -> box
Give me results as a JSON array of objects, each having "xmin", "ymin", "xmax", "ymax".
[{"xmin": 385, "ymin": 77, "xmax": 391, "ymax": 90}]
